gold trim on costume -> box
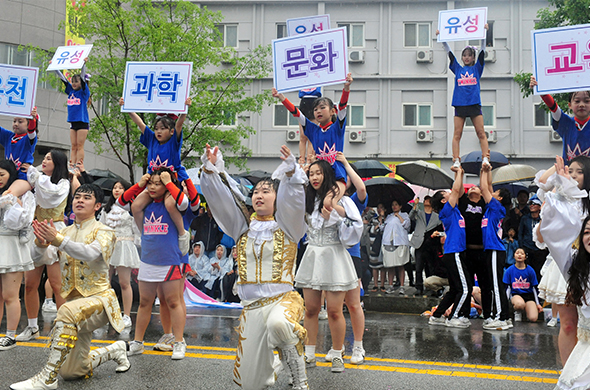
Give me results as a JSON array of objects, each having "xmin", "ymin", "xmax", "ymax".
[
  {"xmin": 278, "ymin": 291, "xmax": 307, "ymax": 347},
  {"xmin": 271, "ymin": 230, "xmax": 284, "ymax": 282},
  {"xmin": 51, "ymin": 233, "xmax": 65, "ymax": 248},
  {"xmin": 237, "ymin": 233, "xmax": 248, "ymax": 282},
  {"xmin": 251, "ymin": 213, "xmax": 275, "ymax": 222},
  {"xmin": 35, "ymin": 197, "xmax": 68, "ymax": 222}
]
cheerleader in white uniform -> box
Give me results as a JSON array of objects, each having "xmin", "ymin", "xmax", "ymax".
[
  {"xmin": 99, "ymin": 180, "xmax": 141, "ymax": 328},
  {"xmin": 536, "ymin": 156, "xmax": 590, "ymax": 390},
  {"xmin": 0, "ymin": 160, "xmax": 35, "ymax": 350},
  {"xmin": 17, "ymin": 150, "xmax": 70, "ymax": 342},
  {"xmin": 294, "ymin": 159, "xmax": 363, "ymax": 373},
  {"xmin": 201, "ymin": 144, "xmax": 309, "ymax": 390}
]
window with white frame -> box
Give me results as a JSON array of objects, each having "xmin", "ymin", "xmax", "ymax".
[
  {"xmin": 276, "ymin": 24, "xmax": 287, "ymax": 39},
  {"xmin": 0, "ymin": 42, "xmax": 54, "ymax": 89},
  {"xmin": 404, "ymin": 23, "xmax": 431, "ymax": 48},
  {"xmin": 222, "ymin": 110, "xmax": 237, "ymax": 126},
  {"xmin": 468, "ymin": 21, "xmax": 494, "ymax": 47},
  {"xmin": 274, "ymin": 104, "xmax": 299, "ymax": 127},
  {"xmin": 403, "ymin": 104, "xmax": 432, "ymax": 126},
  {"xmin": 216, "ymin": 24, "xmax": 238, "ymax": 48},
  {"xmin": 337, "ymin": 23, "xmax": 364, "ymax": 47},
  {"xmin": 465, "ymin": 104, "xmax": 495, "ymax": 127},
  {"xmin": 534, "ymin": 103, "xmax": 551, "ymax": 127},
  {"xmin": 348, "ymin": 105, "xmax": 365, "ymax": 127}
]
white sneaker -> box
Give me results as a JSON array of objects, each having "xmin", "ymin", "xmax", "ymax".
[
  {"xmin": 127, "ymin": 340, "xmax": 144, "ymax": 356},
  {"xmin": 324, "ymin": 347, "xmax": 345, "ymax": 362},
  {"xmin": 483, "ymin": 319, "xmax": 510, "ymax": 330},
  {"xmin": 350, "ymin": 346, "xmax": 365, "ymax": 365},
  {"xmin": 428, "ymin": 316, "xmax": 447, "ymax": 326},
  {"xmin": 318, "ymin": 308, "xmax": 328, "ymax": 320},
  {"xmin": 482, "ymin": 156, "xmax": 491, "ymax": 167},
  {"xmin": 42, "ymin": 300, "xmax": 57, "ymax": 313},
  {"xmin": 171, "ymin": 339, "xmax": 186, "ymax": 360},
  {"xmin": 304, "ymin": 355, "xmax": 316, "ymax": 367},
  {"xmin": 459, "ymin": 317, "xmax": 471, "ymax": 327},
  {"xmin": 506, "ymin": 319, "xmax": 514, "ymax": 329},
  {"xmin": 122, "ymin": 315, "xmax": 132, "ymax": 328},
  {"xmin": 15, "ymin": 326, "xmax": 39, "ymax": 342},
  {"xmin": 482, "ymin": 318, "xmax": 494, "ymax": 326},
  {"xmin": 446, "ymin": 318, "xmax": 470, "ymax": 328},
  {"xmin": 514, "ymin": 312, "xmax": 522, "ymax": 322},
  {"xmin": 547, "ymin": 317, "xmax": 558, "ymax": 327},
  {"xmin": 331, "ymin": 356, "xmax": 345, "ymax": 373},
  {"xmin": 452, "ymin": 159, "xmax": 461, "ymax": 169},
  {"xmin": 153, "ymin": 333, "xmax": 174, "ymax": 351},
  {"xmin": 0, "ymin": 336, "xmax": 17, "ymax": 351}
]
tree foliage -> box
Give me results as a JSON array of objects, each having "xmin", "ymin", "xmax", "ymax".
[
  {"xmin": 514, "ymin": 0, "xmax": 590, "ymax": 111},
  {"xmin": 56, "ymin": 0, "xmax": 273, "ymax": 182}
]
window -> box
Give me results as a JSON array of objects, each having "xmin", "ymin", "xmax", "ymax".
[
  {"xmin": 216, "ymin": 24, "xmax": 238, "ymax": 48},
  {"xmin": 276, "ymin": 24, "xmax": 287, "ymax": 39},
  {"xmin": 466, "ymin": 105, "xmax": 495, "ymax": 127},
  {"xmin": 337, "ymin": 23, "xmax": 364, "ymax": 47},
  {"xmin": 222, "ymin": 110, "xmax": 237, "ymax": 126},
  {"xmin": 469, "ymin": 21, "xmax": 494, "ymax": 47},
  {"xmin": 404, "ymin": 23, "xmax": 431, "ymax": 48},
  {"xmin": 274, "ymin": 104, "xmax": 299, "ymax": 127},
  {"xmin": 348, "ymin": 105, "xmax": 364, "ymax": 127},
  {"xmin": 0, "ymin": 42, "xmax": 55, "ymax": 90},
  {"xmin": 403, "ymin": 104, "xmax": 432, "ymax": 126},
  {"xmin": 534, "ymin": 103, "xmax": 551, "ymax": 127}
]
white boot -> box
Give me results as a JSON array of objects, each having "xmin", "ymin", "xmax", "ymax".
[
  {"xmin": 280, "ymin": 344, "xmax": 309, "ymax": 390},
  {"xmin": 10, "ymin": 322, "xmax": 77, "ymax": 390},
  {"xmin": 89, "ymin": 340, "xmax": 130, "ymax": 373}
]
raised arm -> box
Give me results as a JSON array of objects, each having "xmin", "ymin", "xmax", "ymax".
[
  {"xmin": 480, "ymin": 158, "xmax": 493, "ymax": 203},
  {"xmin": 335, "ymin": 152, "xmax": 366, "ymax": 202},
  {"xmin": 175, "ymin": 97, "xmax": 192, "ymax": 140},
  {"xmin": 448, "ymin": 166, "xmax": 464, "ymax": 208},
  {"xmin": 272, "ymin": 88, "xmax": 306, "ymax": 127},
  {"xmin": 119, "ymin": 97, "xmax": 146, "ymax": 133}
]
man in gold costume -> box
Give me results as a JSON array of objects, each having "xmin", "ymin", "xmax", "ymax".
[{"xmin": 11, "ymin": 184, "xmax": 130, "ymax": 390}]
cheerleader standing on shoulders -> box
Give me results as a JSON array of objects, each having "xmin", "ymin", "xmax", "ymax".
[
  {"xmin": 536, "ymin": 156, "xmax": 590, "ymax": 390},
  {"xmin": 295, "ymin": 159, "xmax": 363, "ymax": 373},
  {"xmin": 0, "ymin": 161, "xmax": 36, "ymax": 350},
  {"xmin": 117, "ymin": 167, "xmax": 188, "ymax": 360},
  {"xmin": 99, "ymin": 180, "xmax": 140, "ymax": 329},
  {"xmin": 200, "ymin": 144, "xmax": 309, "ymax": 390},
  {"xmin": 17, "ymin": 150, "xmax": 70, "ymax": 342}
]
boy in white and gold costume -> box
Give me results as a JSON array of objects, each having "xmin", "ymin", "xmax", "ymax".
[
  {"xmin": 11, "ymin": 184, "xmax": 130, "ymax": 390},
  {"xmin": 201, "ymin": 145, "xmax": 308, "ymax": 390}
]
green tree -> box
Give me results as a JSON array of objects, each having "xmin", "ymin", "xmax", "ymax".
[
  {"xmin": 59, "ymin": 0, "xmax": 272, "ymax": 182},
  {"xmin": 514, "ymin": 0, "xmax": 590, "ymax": 111}
]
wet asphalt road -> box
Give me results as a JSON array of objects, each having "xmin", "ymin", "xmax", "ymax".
[{"xmin": 1, "ymin": 306, "xmax": 561, "ymax": 389}]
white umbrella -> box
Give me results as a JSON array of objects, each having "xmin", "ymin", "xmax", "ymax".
[{"xmin": 491, "ymin": 164, "xmax": 538, "ymax": 185}]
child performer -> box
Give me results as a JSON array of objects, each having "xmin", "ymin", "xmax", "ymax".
[
  {"xmin": 119, "ymin": 97, "xmax": 196, "ymax": 255},
  {"xmin": 0, "ymin": 108, "xmax": 39, "ymax": 199},
  {"xmin": 53, "ymin": 58, "xmax": 90, "ymax": 164},
  {"xmin": 99, "ymin": 180, "xmax": 140, "ymax": 328},
  {"xmin": 480, "ymin": 160, "xmax": 512, "ymax": 330},
  {"xmin": 436, "ymin": 25, "xmax": 490, "ymax": 169},
  {"xmin": 272, "ymin": 73, "xmax": 354, "ymax": 211},
  {"xmin": 503, "ymin": 248, "xmax": 542, "ymax": 322},
  {"xmin": 530, "ymin": 77, "xmax": 590, "ymax": 164},
  {"xmin": 0, "ymin": 160, "xmax": 35, "ymax": 351},
  {"xmin": 201, "ymin": 144, "xmax": 309, "ymax": 390},
  {"xmin": 17, "ymin": 150, "xmax": 70, "ymax": 343},
  {"xmin": 117, "ymin": 168, "xmax": 188, "ymax": 360},
  {"xmin": 298, "ymin": 87, "xmax": 321, "ymax": 165},
  {"xmin": 428, "ymin": 166, "xmax": 473, "ymax": 328}
]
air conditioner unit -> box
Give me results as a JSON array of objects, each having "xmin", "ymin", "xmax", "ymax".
[
  {"xmin": 416, "ymin": 129, "xmax": 433, "ymax": 142},
  {"xmin": 485, "ymin": 129, "xmax": 497, "ymax": 143},
  {"xmin": 484, "ymin": 48, "xmax": 496, "ymax": 63},
  {"xmin": 550, "ymin": 130, "xmax": 562, "ymax": 143},
  {"xmin": 286, "ymin": 129, "xmax": 299, "ymax": 143},
  {"xmin": 348, "ymin": 50, "xmax": 365, "ymax": 63},
  {"xmin": 348, "ymin": 130, "xmax": 366, "ymax": 143},
  {"xmin": 416, "ymin": 49, "xmax": 433, "ymax": 63}
]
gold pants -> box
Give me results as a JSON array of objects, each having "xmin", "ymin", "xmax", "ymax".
[{"xmin": 55, "ymin": 295, "xmax": 109, "ymax": 380}]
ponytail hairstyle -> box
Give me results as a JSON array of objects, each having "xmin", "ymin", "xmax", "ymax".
[
  {"xmin": 497, "ymin": 188, "xmax": 512, "ymax": 209},
  {"xmin": 0, "ymin": 160, "xmax": 19, "ymax": 191},
  {"xmin": 566, "ymin": 215, "xmax": 590, "ymax": 306},
  {"xmin": 49, "ymin": 149, "xmax": 69, "ymax": 185},
  {"xmin": 312, "ymin": 97, "xmax": 337, "ymax": 123},
  {"xmin": 430, "ymin": 190, "xmax": 446, "ymax": 213},
  {"xmin": 305, "ymin": 160, "xmax": 339, "ymax": 215},
  {"xmin": 569, "ymin": 155, "xmax": 590, "ymax": 214}
]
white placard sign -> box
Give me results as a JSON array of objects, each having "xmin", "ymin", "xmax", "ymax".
[
  {"xmin": 531, "ymin": 23, "xmax": 590, "ymax": 95},
  {"xmin": 437, "ymin": 7, "xmax": 487, "ymax": 42},
  {"xmin": 272, "ymin": 28, "xmax": 348, "ymax": 93},
  {"xmin": 46, "ymin": 45, "xmax": 93, "ymax": 71},
  {"xmin": 121, "ymin": 62, "xmax": 193, "ymax": 114},
  {"xmin": 0, "ymin": 64, "xmax": 38, "ymax": 118},
  {"xmin": 286, "ymin": 14, "xmax": 331, "ymax": 37}
]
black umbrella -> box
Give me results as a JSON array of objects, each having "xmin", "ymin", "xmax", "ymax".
[
  {"xmin": 237, "ymin": 170, "xmax": 272, "ymax": 185},
  {"xmin": 461, "ymin": 151, "xmax": 509, "ymax": 175},
  {"xmin": 87, "ymin": 169, "xmax": 125, "ymax": 180},
  {"xmin": 364, "ymin": 177, "xmax": 415, "ymax": 208},
  {"xmin": 395, "ymin": 160, "xmax": 453, "ymax": 190},
  {"xmin": 92, "ymin": 177, "xmax": 131, "ymax": 193},
  {"xmin": 351, "ymin": 159, "xmax": 392, "ymax": 178}
]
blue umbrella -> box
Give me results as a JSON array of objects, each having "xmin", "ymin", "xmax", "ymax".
[
  {"xmin": 493, "ymin": 182, "xmax": 532, "ymax": 198},
  {"xmin": 461, "ymin": 151, "xmax": 509, "ymax": 175}
]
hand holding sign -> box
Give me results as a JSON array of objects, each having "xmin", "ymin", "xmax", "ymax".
[
  {"xmin": 47, "ymin": 45, "xmax": 93, "ymax": 71},
  {"xmin": 437, "ymin": 8, "xmax": 487, "ymax": 42}
]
